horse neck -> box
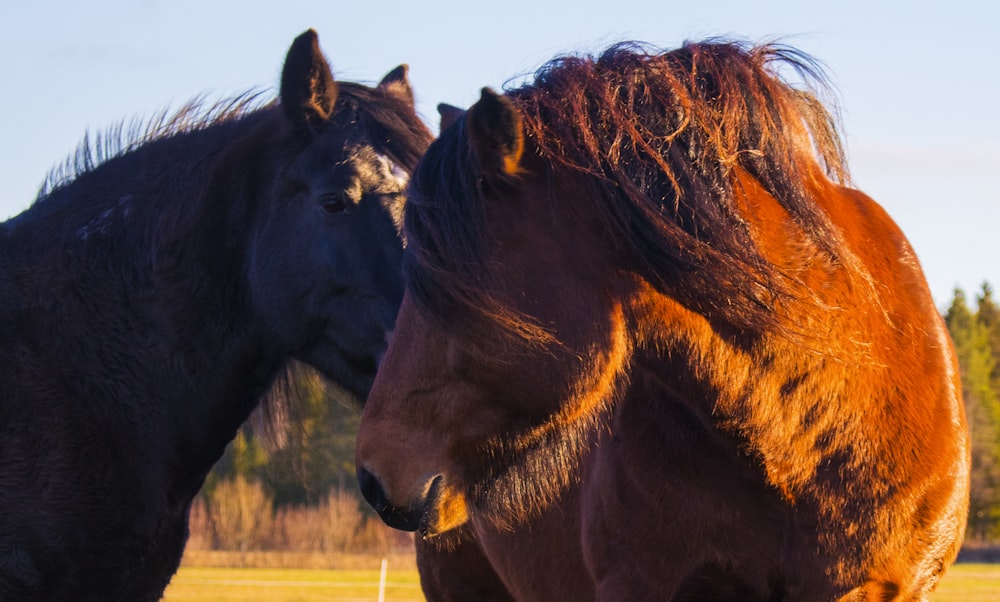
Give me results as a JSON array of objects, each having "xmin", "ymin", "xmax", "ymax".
[
  {"xmin": 618, "ymin": 190, "xmax": 792, "ymax": 425},
  {"xmin": 137, "ymin": 116, "xmax": 289, "ymax": 475},
  {"xmin": 6, "ymin": 113, "xmax": 287, "ymax": 490},
  {"xmin": 614, "ymin": 177, "xmax": 876, "ymax": 490}
]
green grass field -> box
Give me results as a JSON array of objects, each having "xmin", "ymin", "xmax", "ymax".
[{"xmin": 162, "ymin": 563, "xmax": 998, "ymax": 601}]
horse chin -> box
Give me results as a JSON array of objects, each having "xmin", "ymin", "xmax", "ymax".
[{"xmin": 297, "ymin": 339, "xmax": 379, "ymax": 401}]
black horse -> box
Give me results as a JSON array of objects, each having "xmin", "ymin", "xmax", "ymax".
[{"xmin": 0, "ymin": 30, "xmax": 432, "ymax": 601}]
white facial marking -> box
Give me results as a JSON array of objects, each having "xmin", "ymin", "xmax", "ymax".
[{"xmin": 376, "ymin": 153, "xmax": 409, "ymax": 190}]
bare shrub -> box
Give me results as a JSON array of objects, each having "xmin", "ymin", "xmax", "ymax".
[
  {"xmin": 316, "ymin": 488, "xmax": 367, "ymax": 550},
  {"xmin": 187, "ymin": 480, "xmax": 414, "ymax": 557},
  {"xmin": 185, "ymin": 496, "xmax": 211, "ymax": 551},
  {"xmin": 272, "ymin": 488, "xmax": 363, "ymax": 551},
  {"xmin": 353, "ymin": 515, "xmax": 415, "ymax": 555},
  {"xmin": 206, "ymin": 475, "xmax": 274, "ymax": 551}
]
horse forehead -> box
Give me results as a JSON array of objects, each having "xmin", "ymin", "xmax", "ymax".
[
  {"xmin": 350, "ymin": 146, "xmax": 408, "ymax": 189},
  {"xmin": 300, "ymin": 138, "xmax": 408, "ymax": 193},
  {"xmin": 377, "ymin": 152, "xmax": 410, "ymax": 188}
]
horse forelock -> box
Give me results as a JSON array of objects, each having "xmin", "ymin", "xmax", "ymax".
[
  {"xmin": 405, "ymin": 118, "xmax": 556, "ymax": 352},
  {"xmin": 336, "ymin": 81, "xmax": 434, "ymax": 173}
]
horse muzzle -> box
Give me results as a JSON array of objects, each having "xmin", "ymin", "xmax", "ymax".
[{"xmin": 356, "ymin": 467, "xmax": 468, "ymax": 537}]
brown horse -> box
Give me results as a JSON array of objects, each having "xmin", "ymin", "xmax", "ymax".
[{"xmin": 356, "ymin": 41, "xmax": 970, "ymax": 600}]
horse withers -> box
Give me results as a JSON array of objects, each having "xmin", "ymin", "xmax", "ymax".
[
  {"xmin": 356, "ymin": 41, "xmax": 970, "ymax": 600},
  {"xmin": 0, "ymin": 30, "xmax": 431, "ymax": 601}
]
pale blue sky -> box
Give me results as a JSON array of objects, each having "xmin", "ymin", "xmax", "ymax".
[{"xmin": 1, "ymin": 0, "xmax": 997, "ymax": 307}]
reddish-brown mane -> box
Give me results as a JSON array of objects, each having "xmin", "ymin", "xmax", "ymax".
[{"xmin": 406, "ymin": 41, "xmax": 859, "ymax": 346}]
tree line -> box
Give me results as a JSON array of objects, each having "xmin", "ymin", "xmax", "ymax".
[
  {"xmin": 946, "ymin": 282, "xmax": 1000, "ymax": 544},
  {"xmin": 193, "ymin": 281, "xmax": 1000, "ymax": 554}
]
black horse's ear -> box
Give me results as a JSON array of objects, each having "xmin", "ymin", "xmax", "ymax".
[
  {"xmin": 378, "ymin": 65, "xmax": 415, "ymax": 106},
  {"xmin": 280, "ymin": 29, "xmax": 338, "ymax": 134},
  {"xmin": 437, "ymin": 103, "xmax": 465, "ymax": 133},
  {"xmin": 466, "ymin": 88, "xmax": 523, "ymax": 178}
]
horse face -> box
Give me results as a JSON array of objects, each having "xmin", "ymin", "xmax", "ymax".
[
  {"xmin": 356, "ymin": 89, "xmax": 628, "ymax": 535},
  {"xmin": 249, "ymin": 134, "xmax": 407, "ymax": 398},
  {"xmin": 357, "ymin": 298, "xmax": 615, "ymax": 534},
  {"xmin": 247, "ymin": 31, "xmax": 421, "ymax": 399}
]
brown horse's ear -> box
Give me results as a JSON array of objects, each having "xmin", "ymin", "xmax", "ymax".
[
  {"xmin": 437, "ymin": 103, "xmax": 465, "ymax": 133},
  {"xmin": 280, "ymin": 29, "xmax": 338, "ymax": 134},
  {"xmin": 466, "ymin": 88, "xmax": 523, "ymax": 178},
  {"xmin": 378, "ymin": 65, "xmax": 415, "ymax": 106}
]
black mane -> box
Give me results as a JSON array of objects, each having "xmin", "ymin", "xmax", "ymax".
[
  {"xmin": 36, "ymin": 80, "xmax": 429, "ymax": 205},
  {"xmin": 36, "ymin": 92, "xmax": 270, "ymax": 202}
]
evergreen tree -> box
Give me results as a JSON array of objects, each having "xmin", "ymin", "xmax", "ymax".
[
  {"xmin": 974, "ymin": 283, "xmax": 1000, "ymax": 542},
  {"xmin": 945, "ymin": 288, "xmax": 975, "ymax": 339},
  {"xmin": 946, "ymin": 286, "xmax": 1000, "ymax": 542},
  {"xmin": 201, "ymin": 425, "xmax": 270, "ymax": 499},
  {"xmin": 202, "ymin": 361, "xmax": 366, "ymax": 507},
  {"xmin": 262, "ymin": 367, "xmax": 363, "ymax": 506},
  {"xmin": 976, "ymin": 282, "xmax": 1000, "ymax": 386}
]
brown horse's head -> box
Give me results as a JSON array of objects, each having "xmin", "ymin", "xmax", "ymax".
[{"xmin": 355, "ymin": 87, "xmax": 640, "ymax": 535}]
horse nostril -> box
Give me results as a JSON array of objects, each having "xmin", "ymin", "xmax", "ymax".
[
  {"xmin": 356, "ymin": 466, "xmax": 423, "ymax": 532},
  {"xmin": 357, "ymin": 466, "xmax": 388, "ymax": 511}
]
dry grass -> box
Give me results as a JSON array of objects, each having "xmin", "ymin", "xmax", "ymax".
[
  {"xmin": 180, "ymin": 550, "xmax": 417, "ymax": 572},
  {"xmin": 162, "ymin": 565, "xmax": 423, "ymax": 602},
  {"xmin": 165, "ymin": 558, "xmax": 997, "ymax": 601},
  {"xmin": 932, "ymin": 563, "xmax": 1000, "ymax": 601}
]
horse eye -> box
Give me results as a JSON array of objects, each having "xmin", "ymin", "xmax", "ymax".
[{"xmin": 319, "ymin": 193, "xmax": 351, "ymax": 214}]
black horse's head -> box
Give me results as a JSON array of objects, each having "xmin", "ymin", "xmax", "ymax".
[{"xmin": 246, "ymin": 30, "xmax": 432, "ymax": 399}]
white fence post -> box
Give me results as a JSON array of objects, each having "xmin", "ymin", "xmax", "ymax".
[{"xmin": 378, "ymin": 557, "xmax": 388, "ymax": 602}]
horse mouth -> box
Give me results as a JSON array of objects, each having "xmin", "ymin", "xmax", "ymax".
[
  {"xmin": 379, "ymin": 504, "xmax": 424, "ymax": 532},
  {"xmin": 359, "ymin": 473, "xmax": 469, "ymax": 537},
  {"xmin": 316, "ymin": 343, "xmax": 379, "ymax": 399}
]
